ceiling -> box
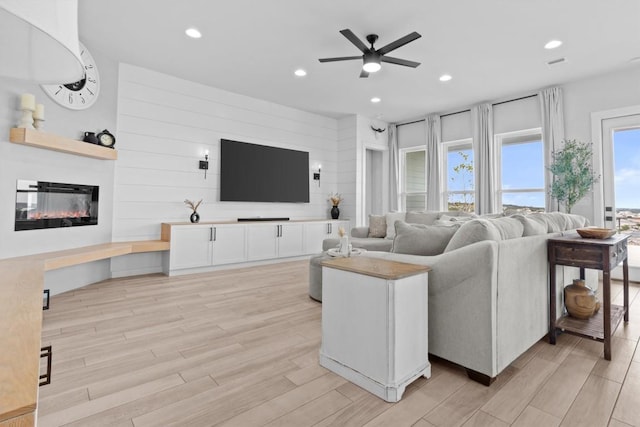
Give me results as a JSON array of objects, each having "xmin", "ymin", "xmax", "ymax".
[{"xmin": 78, "ymin": 0, "xmax": 640, "ymax": 124}]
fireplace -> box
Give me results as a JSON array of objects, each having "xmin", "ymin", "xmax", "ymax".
[{"xmin": 15, "ymin": 180, "xmax": 99, "ymax": 231}]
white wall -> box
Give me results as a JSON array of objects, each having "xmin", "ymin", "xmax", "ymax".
[
  {"xmin": 111, "ymin": 64, "xmax": 339, "ymax": 276},
  {"xmin": 0, "ymin": 44, "xmax": 118, "ymax": 294}
]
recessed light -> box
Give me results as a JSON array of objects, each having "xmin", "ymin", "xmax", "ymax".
[
  {"xmin": 185, "ymin": 28, "xmax": 202, "ymax": 39},
  {"xmin": 294, "ymin": 69, "xmax": 307, "ymax": 77},
  {"xmin": 439, "ymin": 74, "xmax": 452, "ymax": 82},
  {"xmin": 544, "ymin": 40, "xmax": 562, "ymax": 49},
  {"xmin": 371, "ymin": 97, "xmax": 381, "ymax": 103}
]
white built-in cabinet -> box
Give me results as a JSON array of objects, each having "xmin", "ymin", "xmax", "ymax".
[
  {"xmin": 167, "ymin": 224, "xmax": 247, "ymax": 271},
  {"xmin": 163, "ymin": 219, "xmax": 349, "ymax": 275}
]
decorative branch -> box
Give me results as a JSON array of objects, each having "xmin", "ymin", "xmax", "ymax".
[{"xmin": 184, "ymin": 199, "xmax": 202, "ymax": 212}]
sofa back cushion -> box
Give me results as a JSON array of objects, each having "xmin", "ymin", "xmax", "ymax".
[
  {"xmin": 392, "ymin": 221, "xmax": 460, "ymax": 256},
  {"xmin": 528, "ymin": 212, "xmax": 589, "ymax": 232},
  {"xmin": 489, "ymin": 217, "xmax": 524, "ymax": 240},
  {"xmin": 405, "ymin": 211, "xmax": 440, "ymax": 225},
  {"xmin": 385, "ymin": 212, "xmax": 407, "ymax": 240},
  {"xmin": 511, "ymin": 214, "xmax": 548, "ymax": 236},
  {"xmin": 444, "ymin": 218, "xmax": 502, "ymax": 252},
  {"xmin": 368, "ymin": 214, "xmax": 387, "ymax": 238}
]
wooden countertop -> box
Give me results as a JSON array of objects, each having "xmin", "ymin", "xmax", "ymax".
[
  {"xmin": 322, "ymin": 257, "xmax": 431, "ymax": 280},
  {"xmin": 0, "ymin": 258, "xmax": 44, "ymax": 422},
  {"xmin": 0, "ymin": 240, "xmax": 169, "ymax": 424}
]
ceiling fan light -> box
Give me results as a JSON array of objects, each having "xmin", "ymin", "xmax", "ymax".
[{"xmin": 363, "ymin": 61, "xmax": 381, "ymax": 73}]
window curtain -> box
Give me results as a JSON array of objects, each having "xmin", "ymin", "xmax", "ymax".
[
  {"xmin": 388, "ymin": 124, "xmax": 400, "ymax": 211},
  {"xmin": 539, "ymin": 87, "xmax": 565, "ymax": 212},
  {"xmin": 472, "ymin": 103, "xmax": 496, "ymax": 214},
  {"xmin": 425, "ymin": 114, "xmax": 441, "ymax": 211}
]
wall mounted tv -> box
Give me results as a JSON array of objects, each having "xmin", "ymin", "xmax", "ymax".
[{"xmin": 220, "ymin": 139, "xmax": 310, "ymax": 203}]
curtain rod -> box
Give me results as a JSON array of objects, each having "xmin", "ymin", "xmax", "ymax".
[{"xmin": 396, "ymin": 93, "xmax": 538, "ymax": 127}]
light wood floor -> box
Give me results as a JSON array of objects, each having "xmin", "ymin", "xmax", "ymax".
[{"xmin": 38, "ymin": 260, "xmax": 640, "ymax": 427}]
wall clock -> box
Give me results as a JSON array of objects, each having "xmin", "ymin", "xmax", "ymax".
[{"xmin": 41, "ymin": 42, "xmax": 100, "ymax": 110}]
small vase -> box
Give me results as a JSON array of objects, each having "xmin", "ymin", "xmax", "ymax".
[
  {"xmin": 564, "ymin": 279, "xmax": 600, "ymax": 319},
  {"xmin": 331, "ymin": 205, "xmax": 340, "ymax": 220},
  {"xmin": 190, "ymin": 211, "xmax": 200, "ymax": 223}
]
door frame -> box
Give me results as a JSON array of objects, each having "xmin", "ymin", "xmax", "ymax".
[{"xmin": 590, "ymin": 105, "xmax": 640, "ymax": 226}]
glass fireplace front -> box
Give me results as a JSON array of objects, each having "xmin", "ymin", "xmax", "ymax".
[{"xmin": 15, "ymin": 180, "xmax": 99, "ymax": 231}]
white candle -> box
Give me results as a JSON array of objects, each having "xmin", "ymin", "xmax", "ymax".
[
  {"xmin": 34, "ymin": 104, "xmax": 45, "ymax": 120},
  {"xmin": 20, "ymin": 93, "xmax": 35, "ymax": 110}
]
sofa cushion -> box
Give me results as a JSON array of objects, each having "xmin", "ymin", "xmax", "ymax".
[
  {"xmin": 368, "ymin": 214, "xmax": 387, "ymax": 238},
  {"xmin": 528, "ymin": 212, "xmax": 588, "ymax": 232},
  {"xmin": 511, "ymin": 214, "xmax": 548, "ymax": 236},
  {"xmin": 405, "ymin": 211, "xmax": 439, "ymax": 225},
  {"xmin": 392, "ymin": 221, "xmax": 460, "ymax": 256},
  {"xmin": 444, "ymin": 218, "xmax": 502, "ymax": 252},
  {"xmin": 489, "ymin": 217, "xmax": 524, "ymax": 240},
  {"xmin": 385, "ymin": 212, "xmax": 407, "ymax": 240}
]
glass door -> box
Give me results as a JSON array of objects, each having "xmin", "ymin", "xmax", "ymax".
[{"xmin": 602, "ymin": 114, "xmax": 640, "ymax": 275}]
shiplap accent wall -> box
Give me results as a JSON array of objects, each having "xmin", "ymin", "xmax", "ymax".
[
  {"xmin": 336, "ymin": 116, "xmax": 357, "ymax": 228},
  {"xmin": 111, "ymin": 64, "xmax": 339, "ymax": 276},
  {"xmin": 0, "ymin": 44, "xmax": 118, "ymax": 294}
]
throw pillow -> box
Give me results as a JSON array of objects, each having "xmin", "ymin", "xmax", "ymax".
[
  {"xmin": 368, "ymin": 215, "xmax": 387, "ymax": 238},
  {"xmin": 392, "ymin": 221, "xmax": 460, "ymax": 256},
  {"xmin": 385, "ymin": 212, "xmax": 407, "ymax": 240},
  {"xmin": 405, "ymin": 211, "xmax": 439, "ymax": 225},
  {"xmin": 444, "ymin": 219, "xmax": 502, "ymax": 252}
]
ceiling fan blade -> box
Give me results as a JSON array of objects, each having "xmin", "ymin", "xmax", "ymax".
[
  {"xmin": 359, "ymin": 69, "xmax": 369, "ymax": 78},
  {"xmin": 380, "ymin": 56, "xmax": 421, "ymax": 68},
  {"xmin": 319, "ymin": 55, "xmax": 362, "ymax": 63},
  {"xmin": 339, "ymin": 29, "xmax": 369, "ymax": 53},
  {"xmin": 377, "ymin": 32, "xmax": 421, "ymax": 55}
]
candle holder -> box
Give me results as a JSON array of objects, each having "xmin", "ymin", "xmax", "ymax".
[
  {"xmin": 33, "ymin": 118, "xmax": 45, "ymax": 131},
  {"xmin": 18, "ymin": 107, "xmax": 35, "ymax": 129}
]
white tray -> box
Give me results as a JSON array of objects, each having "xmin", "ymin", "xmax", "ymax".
[{"xmin": 327, "ymin": 247, "xmax": 365, "ymax": 257}]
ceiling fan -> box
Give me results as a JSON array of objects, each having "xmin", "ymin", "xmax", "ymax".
[{"xmin": 319, "ymin": 29, "xmax": 422, "ymax": 78}]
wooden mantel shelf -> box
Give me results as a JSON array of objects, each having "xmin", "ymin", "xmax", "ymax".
[{"xmin": 9, "ymin": 128, "xmax": 118, "ymax": 160}]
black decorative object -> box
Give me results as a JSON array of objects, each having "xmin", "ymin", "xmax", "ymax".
[
  {"xmin": 190, "ymin": 212, "xmax": 200, "ymax": 223},
  {"xmin": 83, "ymin": 131, "xmax": 99, "ymax": 144},
  {"xmin": 331, "ymin": 205, "xmax": 340, "ymax": 219},
  {"xmin": 96, "ymin": 129, "xmax": 116, "ymax": 148}
]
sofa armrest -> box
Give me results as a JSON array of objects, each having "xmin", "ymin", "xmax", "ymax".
[
  {"xmin": 361, "ymin": 240, "xmax": 499, "ymax": 376},
  {"xmin": 351, "ymin": 227, "xmax": 370, "ymax": 238}
]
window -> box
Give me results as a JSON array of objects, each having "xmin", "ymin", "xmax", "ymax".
[
  {"xmin": 400, "ymin": 148, "xmax": 426, "ymax": 211},
  {"xmin": 443, "ymin": 139, "xmax": 474, "ymax": 212},
  {"xmin": 496, "ymin": 129, "xmax": 545, "ymax": 213}
]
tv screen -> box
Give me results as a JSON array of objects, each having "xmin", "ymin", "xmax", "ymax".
[{"xmin": 220, "ymin": 139, "xmax": 310, "ymax": 203}]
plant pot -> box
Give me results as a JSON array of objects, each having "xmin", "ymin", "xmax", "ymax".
[
  {"xmin": 564, "ymin": 279, "xmax": 600, "ymax": 319},
  {"xmin": 331, "ymin": 205, "xmax": 340, "ymax": 220},
  {"xmin": 190, "ymin": 212, "xmax": 200, "ymax": 223}
]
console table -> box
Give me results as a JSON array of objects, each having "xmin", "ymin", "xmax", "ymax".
[
  {"xmin": 320, "ymin": 257, "xmax": 431, "ymax": 402},
  {"xmin": 547, "ymin": 233, "xmax": 629, "ymax": 360}
]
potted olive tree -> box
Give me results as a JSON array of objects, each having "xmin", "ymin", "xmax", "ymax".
[{"xmin": 548, "ymin": 139, "xmax": 600, "ymax": 213}]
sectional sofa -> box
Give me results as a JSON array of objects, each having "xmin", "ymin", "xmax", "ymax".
[{"xmin": 317, "ymin": 211, "xmax": 589, "ymax": 385}]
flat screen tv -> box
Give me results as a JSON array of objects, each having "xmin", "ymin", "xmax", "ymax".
[{"xmin": 220, "ymin": 139, "xmax": 310, "ymax": 203}]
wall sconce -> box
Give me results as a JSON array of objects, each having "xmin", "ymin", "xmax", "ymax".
[
  {"xmin": 199, "ymin": 150, "xmax": 209, "ymax": 179},
  {"xmin": 313, "ymin": 164, "xmax": 321, "ymax": 187}
]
